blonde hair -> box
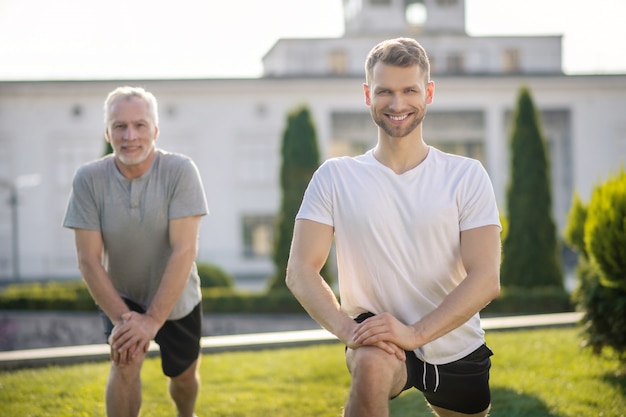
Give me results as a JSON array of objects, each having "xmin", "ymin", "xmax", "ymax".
[{"xmin": 365, "ymin": 37, "xmax": 430, "ymax": 84}]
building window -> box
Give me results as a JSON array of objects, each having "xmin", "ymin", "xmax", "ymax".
[
  {"xmin": 56, "ymin": 140, "xmax": 100, "ymax": 187},
  {"xmin": 503, "ymin": 48, "xmax": 521, "ymax": 73},
  {"xmin": 423, "ymin": 110, "xmax": 486, "ymax": 164},
  {"xmin": 328, "ymin": 49, "xmax": 348, "ymax": 75},
  {"xmin": 446, "ymin": 53, "xmax": 465, "ymax": 74},
  {"xmin": 330, "ymin": 112, "xmax": 377, "ymax": 158},
  {"xmin": 242, "ymin": 215, "xmax": 275, "ymax": 258},
  {"xmin": 236, "ymin": 141, "xmax": 277, "ymax": 185}
]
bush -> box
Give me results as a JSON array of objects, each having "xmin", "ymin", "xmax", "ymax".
[
  {"xmin": 584, "ymin": 169, "xmax": 626, "ymax": 290},
  {"xmin": 572, "ymin": 258, "xmax": 626, "ymax": 359},
  {"xmin": 196, "ymin": 262, "xmax": 234, "ymax": 288},
  {"xmin": 0, "ymin": 281, "xmax": 573, "ymax": 316},
  {"xmin": 566, "ymin": 169, "xmax": 626, "ymax": 366},
  {"xmin": 483, "ymin": 286, "xmax": 572, "ymax": 316},
  {"xmin": 200, "ymin": 288, "xmax": 306, "ymax": 314},
  {"xmin": 0, "ymin": 280, "xmax": 96, "ymax": 311}
]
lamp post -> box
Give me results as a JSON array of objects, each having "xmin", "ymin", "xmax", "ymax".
[{"xmin": 1, "ymin": 174, "xmax": 40, "ymax": 282}]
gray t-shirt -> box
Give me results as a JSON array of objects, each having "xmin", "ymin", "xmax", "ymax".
[{"xmin": 63, "ymin": 149, "xmax": 209, "ymax": 320}]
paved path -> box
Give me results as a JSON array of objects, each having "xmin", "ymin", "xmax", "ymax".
[{"xmin": 0, "ymin": 312, "xmax": 583, "ymax": 370}]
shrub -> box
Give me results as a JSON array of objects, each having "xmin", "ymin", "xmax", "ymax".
[
  {"xmin": 482, "ymin": 286, "xmax": 572, "ymax": 315},
  {"xmin": 0, "ymin": 280, "xmax": 96, "ymax": 311},
  {"xmin": 564, "ymin": 191, "xmax": 588, "ymax": 257},
  {"xmin": 196, "ymin": 262, "xmax": 234, "ymax": 288},
  {"xmin": 567, "ymin": 169, "xmax": 626, "ymax": 366},
  {"xmin": 200, "ymin": 287, "xmax": 306, "ymax": 314},
  {"xmin": 584, "ymin": 169, "xmax": 626, "ymax": 290}
]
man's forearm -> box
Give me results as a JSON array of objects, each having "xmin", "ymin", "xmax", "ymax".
[
  {"xmin": 146, "ymin": 247, "xmax": 197, "ymax": 326},
  {"xmin": 411, "ymin": 270, "xmax": 500, "ymax": 348},
  {"xmin": 286, "ymin": 268, "xmax": 354, "ymax": 344},
  {"xmin": 79, "ymin": 260, "xmax": 129, "ymax": 326}
]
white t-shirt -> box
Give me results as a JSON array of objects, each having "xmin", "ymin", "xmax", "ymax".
[{"xmin": 296, "ymin": 147, "xmax": 501, "ymax": 364}]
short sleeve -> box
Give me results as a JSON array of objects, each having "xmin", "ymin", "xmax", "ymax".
[
  {"xmin": 168, "ymin": 157, "xmax": 209, "ymax": 220},
  {"xmin": 458, "ymin": 161, "xmax": 501, "ymax": 231},
  {"xmin": 63, "ymin": 165, "xmax": 101, "ymax": 231},
  {"xmin": 296, "ymin": 161, "xmax": 334, "ymax": 227}
]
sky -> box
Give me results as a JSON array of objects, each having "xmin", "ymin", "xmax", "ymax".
[{"xmin": 0, "ymin": 0, "xmax": 624, "ymax": 80}]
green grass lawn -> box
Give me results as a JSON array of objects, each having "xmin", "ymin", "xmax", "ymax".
[{"xmin": 0, "ymin": 327, "xmax": 624, "ymax": 416}]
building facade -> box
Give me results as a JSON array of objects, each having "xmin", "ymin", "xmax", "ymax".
[{"xmin": 1, "ymin": 0, "xmax": 625, "ymax": 285}]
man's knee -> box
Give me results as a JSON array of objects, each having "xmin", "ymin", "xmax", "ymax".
[
  {"xmin": 347, "ymin": 346, "xmax": 405, "ymax": 386},
  {"xmin": 110, "ymin": 355, "xmax": 144, "ymax": 382}
]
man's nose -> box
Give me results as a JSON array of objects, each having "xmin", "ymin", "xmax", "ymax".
[
  {"xmin": 389, "ymin": 94, "xmax": 406, "ymax": 111},
  {"xmin": 123, "ymin": 126, "xmax": 137, "ymax": 140}
]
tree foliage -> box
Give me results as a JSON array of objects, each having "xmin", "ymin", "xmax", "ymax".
[
  {"xmin": 585, "ymin": 169, "xmax": 626, "ymax": 290},
  {"xmin": 567, "ymin": 170, "xmax": 626, "ymax": 366},
  {"xmin": 501, "ymin": 86, "xmax": 562, "ymax": 288},
  {"xmin": 268, "ymin": 105, "xmax": 332, "ymax": 292}
]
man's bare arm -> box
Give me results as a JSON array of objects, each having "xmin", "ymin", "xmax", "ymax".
[
  {"xmin": 286, "ymin": 219, "xmax": 405, "ymax": 359},
  {"xmin": 353, "ymin": 225, "xmax": 501, "ymax": 351}
]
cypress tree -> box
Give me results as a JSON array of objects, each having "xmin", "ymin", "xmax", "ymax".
[
  {"xmin": 268, "ymin": 105, "xmax": 332, "ymax": 291},
  {"xmin": 501, "ymin": 86, "xmax": 563, "ymax": 288}
]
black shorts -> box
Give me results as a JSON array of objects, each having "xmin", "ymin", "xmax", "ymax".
[
  {"xmin": 101, "ymin": 298, "xmax": 202, "ymax": 378},
  {"xmin": 354, "ymin": 312, "xmax": 493, "ymax": 414}
]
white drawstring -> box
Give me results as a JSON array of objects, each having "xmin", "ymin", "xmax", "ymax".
[{"xmin": 422, "ymin": 362, "xmax": 440, "ymax": 392}]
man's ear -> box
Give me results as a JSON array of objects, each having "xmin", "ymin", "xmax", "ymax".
[
  {"xmin": 426, "ymin": 81, "xmax": 435, "ymax": 104},
  {"xmin": 363, "ymin": 83, "xmax": 372, "ymax": 106}
]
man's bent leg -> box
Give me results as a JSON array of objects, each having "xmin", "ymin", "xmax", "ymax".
[
  {"xmin": 343, "ymin": 346, "xmax": 407, "ymax": 417},
  {"xmin": 106, "ymin": 358, "xmax": 144, "ymax": 417},
  {"xmin": 169, "ymin": 357, "xmax": 200, "ymax": 417},
  {"xmin": 429, "ymin": 404, "xmax": 491, "ymax": 417}
]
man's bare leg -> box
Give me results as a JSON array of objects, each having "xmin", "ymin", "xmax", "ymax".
[
  {"xmin": 343, "ymin": 346, "xmax": 406, "ymax": 417},
  {"xmin": 170, "ymin": 357, "xmax": 200, "ymax": 417},
  {"xmin": 106, "ymin": 358, "xmax": 144, "ymax": 417}
]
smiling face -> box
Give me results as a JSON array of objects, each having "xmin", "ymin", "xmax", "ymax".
[
  {"xmin": 364, "ymin": 62, "xmax": 434, "ymax": 140},
  {"xmin": 105, "ymin": 95, "xmax": 158, "ymax": 177}
]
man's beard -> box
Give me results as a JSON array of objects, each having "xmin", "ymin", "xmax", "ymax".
[{"xmin": 372, "ymin": 109, "xmax": 425, "ymax": 138}]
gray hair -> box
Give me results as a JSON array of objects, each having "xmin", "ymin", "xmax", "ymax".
[{"xmin": 104, "ymin": 86, "xmax": 159, "ymax": 127}]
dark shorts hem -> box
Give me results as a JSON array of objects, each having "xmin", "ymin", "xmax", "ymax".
[
  {"xmin": 353, "ymin": 311, "xmax": 493, "ymax": 414},
  {"xmin": 100, "ymin": 298, "xmax": 202, "ymax": 378}
]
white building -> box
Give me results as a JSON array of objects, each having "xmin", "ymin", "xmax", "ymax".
[{"xmin": 0, "ymin": 0, "xmax": 625, "ymax": 285}]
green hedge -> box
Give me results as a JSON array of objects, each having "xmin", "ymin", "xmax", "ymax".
[
  {"xmin": 0, "ymin": 281, "xmax": 305, "ymax": 314},
  {"xmin": 0, "ymin": 280, "xmax": 572, "ymax": 316},
  {"xmin": 0, "ymin": 281, "xmax": 96, "ymax": 311},
  {"xmin": 200, "ymin": 288, "xmax": 306, "ymax": 314},
  {"xmin": 483, "ymin": 286, "xmax": 573, "ymax": 316}
]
